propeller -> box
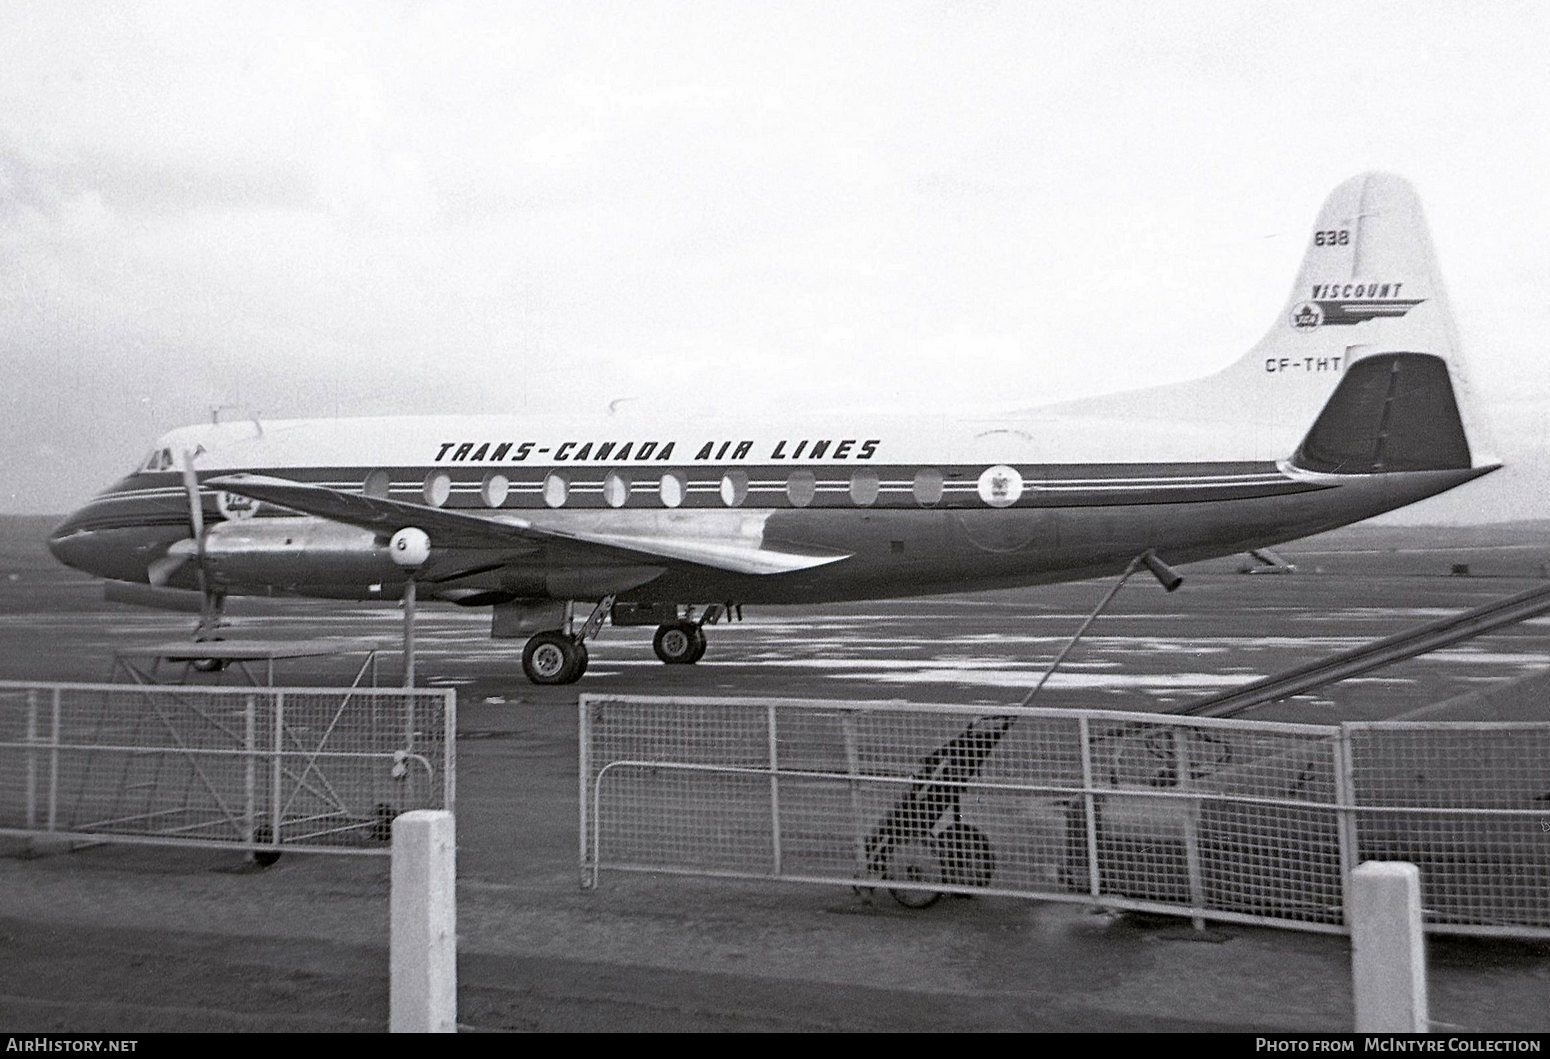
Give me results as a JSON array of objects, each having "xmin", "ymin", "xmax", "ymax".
[{"xmin": 147, "ymin": 448, "xmax": 224, "ymax": 639}]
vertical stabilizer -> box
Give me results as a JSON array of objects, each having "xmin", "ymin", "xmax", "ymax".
[
  {"xmin": 1031, "ymin": 173, "xmax": 1493, "ymax": 467},
  {"xmin": 1232, "ymin": 171, "xmax": 1492, "ymax": 464}
]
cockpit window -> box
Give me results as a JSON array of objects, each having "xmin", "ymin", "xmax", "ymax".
[{"xmin": 138, "ymin": 448, "xmax": 174, "ymax": 473}]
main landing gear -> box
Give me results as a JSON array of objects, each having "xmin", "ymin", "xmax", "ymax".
[
  {"xmin": 519, "ymin": 595, "xmax": 612, "ymax": 686},
  {"xmin": 652, "ymin": 621, "xmax": 706, "ymax": 665},
  {"xmin": 522, "ymin": 631, "xmax": 589, "ymax": 685},
  {"xmin": 652, "ymin": 604, "xmax": 741, "ymax": 665},
  {"xmin": 517, "ymin": 600, "xmax": 742, "ymax": 684}
]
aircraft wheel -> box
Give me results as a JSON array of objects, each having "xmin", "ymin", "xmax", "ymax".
[
  {"xmin": 523, "ymin": 632, "xmax": 586, "ymax": 685},
  {"xmin": 653, "ymin": 621, "xmax": 702, "ymax": 665},
  {"xmin": 190, "ymin": 636, "xmax": 227, "ymax": 672}
]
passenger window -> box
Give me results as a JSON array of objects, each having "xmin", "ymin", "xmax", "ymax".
[
  {"xmin": 423, "ymin": 471, "xmax": 452, "ymax": 508},
  {"xmin": 659, "ymin": 472, "xmax": 686, "ymax": 508},
  {"xmin": 913, "ymin": 468, "xmax": 944, "ymax": 507},
  {"xmin": 481, "ymin": 473, "xmax": 510, "ymax": 508},
  {"xmin": 786, "ymin": 470, "xmax": 816, "ymax": 508},
  {"xmin": 363, "ymin": 470, "xmax": 392, "ymax": 499},
  {"xmin": 543, "ymin": 472, "xmax": 569, "ymax": 508},
  {"xmin": 603, "ymin": 471, "xmax": 629, "ymax": 508},
  {"xmin": 850, "ymin": 469, "xmax": 880, "ymax": 507},
  {"xmin": 720, "ymin": 470, "xmax": 749, "ymax": 508}
]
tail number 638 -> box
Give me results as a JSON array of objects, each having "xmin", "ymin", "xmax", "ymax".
[{"xmin": 1314, "ymin": 229, "xmax": 1350, "ymax": 247}]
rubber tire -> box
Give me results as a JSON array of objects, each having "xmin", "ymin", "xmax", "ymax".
[
  {"xmin": 880, "ymin": 837, "xmax": 945, "ymax": 909},
  {"xmin": 653, "ymin": 621, "xmax": 702, "ymax": 665},
  {"xmin": 190, "ymin": 636, "xmax": 227, "ymax": 673},
  {"xmin": 937, "ymin": 823, "xmax": 996, "ymax": 888},
  {"xmin": 523, "ymin": 631, "xmax": 585, "ymax": 685},
  {"xmin": 685, "ymin": 627, "xmax": 707, "ymax": 663}
]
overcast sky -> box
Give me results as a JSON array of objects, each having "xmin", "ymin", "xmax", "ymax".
[{"xmin": 2, "ymin": 1, "xmax": 1546, "ymax": 521}]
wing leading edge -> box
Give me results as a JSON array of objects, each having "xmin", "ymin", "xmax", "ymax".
[{"xmin": 204, "ymin": 474, "xmax": 851, "ymax": 577}]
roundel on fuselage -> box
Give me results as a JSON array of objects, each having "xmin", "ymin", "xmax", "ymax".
[{"xmin": 976, "ymin": 465, "xmax": 1024, "ymax": 508}]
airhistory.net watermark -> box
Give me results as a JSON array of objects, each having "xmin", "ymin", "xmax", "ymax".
[{"xmin": 5, "ymin": 1041, "xmax": 137, "ymax": 1053}]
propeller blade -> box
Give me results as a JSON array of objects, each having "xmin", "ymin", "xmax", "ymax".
[
  {"xmin": 178, "ymin": 449, "xmax": 206, "ymax": 548},
  {"xmin": 178, "ymin": 448, "xmax": 220, "ymax": 636},
  {"xmin": 146, "ymin": 550, "xmax": 190, "ymax": 588}
]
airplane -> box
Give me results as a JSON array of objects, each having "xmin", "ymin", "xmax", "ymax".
[{"xmin": 47, "ymin": 172, "xmax": 1498, "ymax": 685}]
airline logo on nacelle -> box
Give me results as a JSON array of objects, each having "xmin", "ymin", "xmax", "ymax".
[{"xmin": 217, "ymin": 491, "xmax": 261, "ymax": 520}]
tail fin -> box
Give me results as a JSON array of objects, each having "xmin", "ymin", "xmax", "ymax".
[
  {"xmin": 1258, "ymin": 173, "xmax": 1453, "ymax": 373},
  {"xmin": 1027, "ymin": 172, "xmax": 1493, "ymax": 469},
  {"xmin": 1244, "ymin": 172, "xmax": 1493, "ymax": 465}
]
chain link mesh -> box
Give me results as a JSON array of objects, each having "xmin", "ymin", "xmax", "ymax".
[
  {"xmin": 582, "ymin": 695, "xmax": 1550, "ymax": 936},
  {"xmin": 0, "ymin": 681, "xmax": 453, "ymax": 855}
]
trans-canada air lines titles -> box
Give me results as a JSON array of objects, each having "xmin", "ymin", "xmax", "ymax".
[{"xmin": 433, "ymin": 438, "xmax": 883, "ymax": 464}]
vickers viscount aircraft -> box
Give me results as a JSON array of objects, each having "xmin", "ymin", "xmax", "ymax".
[{"xmin": 49, "ymin": 173, "xmax": 1497, "ymax": 684}]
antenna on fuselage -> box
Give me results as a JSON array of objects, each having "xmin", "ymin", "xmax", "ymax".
[{"xmin": 211, "ymin": 404, "xmax": 264, "ymax": 437}]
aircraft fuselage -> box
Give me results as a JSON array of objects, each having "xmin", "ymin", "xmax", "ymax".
[{"xmin": 50, "ymin": 454, "xmax": 1487, "ymax": 605}]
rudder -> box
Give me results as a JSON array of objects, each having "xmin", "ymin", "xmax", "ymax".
[{"xmin": 1291, "ymin": 352, "xmax": 1472, "ymax": 474}]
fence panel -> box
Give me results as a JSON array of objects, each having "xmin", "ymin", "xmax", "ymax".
[
  {"xmin": 0, "ymin": 681, "xmax": 454, "ymax": 856},
  {"xmin": 1345, "ymin": 722, "xmax": 1550, "ymax": 935},
  {"xmin": 581, "ymin": 695, "xmax": 1550, "ymax": 937}
]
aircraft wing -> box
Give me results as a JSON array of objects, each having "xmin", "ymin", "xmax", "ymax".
[{"xmin": 204, "ymin": 474, "xmax": 850, "ymax": 577}]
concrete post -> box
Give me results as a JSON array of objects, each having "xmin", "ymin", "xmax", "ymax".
[
  {"xmin": 391, "ymin": 810, "xmax": 456, "ymax": 1032},
  {"xmin": 1350, "ymin": 860, "xmax": 1428, "ymax": 1033}
]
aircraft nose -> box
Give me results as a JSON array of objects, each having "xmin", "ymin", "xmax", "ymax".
[{"xmin": 47, "ymin": 517, "xmax": 93, "ymax": 571}]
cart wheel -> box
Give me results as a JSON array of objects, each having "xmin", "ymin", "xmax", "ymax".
[
  {"xmin": 252, "ymin": 825, "xmax": 281, "ymax": 867},
  {"xmin": 938, "ymin": 823, "xmax": 996, "ymax": 888},
  {"xmin": 881, "ymin": 838, "xmax": 944, "ymax": 909}
]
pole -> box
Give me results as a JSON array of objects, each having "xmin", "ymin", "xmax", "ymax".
[{"xmin": 404, "ymin": 577, "xmax": 417, "ymax": 688}]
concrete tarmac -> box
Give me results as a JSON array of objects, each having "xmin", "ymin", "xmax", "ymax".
[{"xmin": 1, "ymin": 566, "xmax": 1548, "ymax": 1032}]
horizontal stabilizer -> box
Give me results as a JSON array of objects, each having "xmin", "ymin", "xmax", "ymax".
[{"xmin": 206, "ymin": 474, "xmax": 850, "ymax": 577}]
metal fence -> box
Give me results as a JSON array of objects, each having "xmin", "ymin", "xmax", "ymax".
[
  {"xmin": 0, "ymin": 681, "xmax": 454, "ymax": 857},
  {"xmin": 580, "ymin": 695, "xmax": 1550, "ymax": 937}
]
